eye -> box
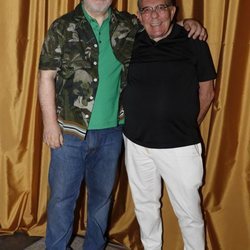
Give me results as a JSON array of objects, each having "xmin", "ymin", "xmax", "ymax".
[
  {"xmin": 158, "ymin": 5, "xmax": 165, "ymax": 10},
  {"xmin": 142, "ymin": 7, "xmax": 151, "ymax": 15},
  {"xmin": 157, "ymin": 4, "xmax": 167, "ymax": 11}
]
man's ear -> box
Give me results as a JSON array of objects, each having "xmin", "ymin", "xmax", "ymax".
[
  {"xmin": 137, "ymin": 11, "xmax": 142, "ymax": 23},
  {"xmin": 170, "ymin": 6, "xmax": 177, "ymax": 21}
]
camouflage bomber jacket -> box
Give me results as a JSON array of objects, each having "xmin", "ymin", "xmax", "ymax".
[{"xmin": 39, "ymin": 3, "xmax": 139, "ymax": 139}]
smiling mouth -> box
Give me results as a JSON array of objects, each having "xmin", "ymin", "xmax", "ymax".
[{"xmin": 150, "ymin": 22, "xmax": 161, "ymax": 27}]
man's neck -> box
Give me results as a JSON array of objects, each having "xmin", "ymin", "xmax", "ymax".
[{"xmin": 82, "ymin": 3, "xmax": 109, "ymax": 26}]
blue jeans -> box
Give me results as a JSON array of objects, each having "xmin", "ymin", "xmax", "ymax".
[{"xmin": 45, "ymin": 126, "xmax": 123, "ymax": 250}]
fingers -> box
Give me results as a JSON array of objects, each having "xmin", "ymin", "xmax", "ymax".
[
  {"xmin": 43, "ymin": 132, "xmax": 63, "ymax": 149},
  {"xmin": 199, "ymin": 28, "xmax": 207, "ymax": 41},
  {"xmin": 185, "ymin": 22, "xmax": 208, "ymax": 41},
  {"xmin": 42, "ymin": 122, "xmax": 64, "ymax": 149},
  {"xmin": 183, "ymin": 23, "xmax": 191, "ymax": 32},
  {"xmin": 59, "ymin": 133, "xmax": 64, "ymax": 146},
  {"xmin": 187, "ymin": 23, "xmax": 201, "ymax": 39}
]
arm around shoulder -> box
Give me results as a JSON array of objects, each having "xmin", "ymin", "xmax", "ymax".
[{"xmin": 177, "ymin": 18, "xmax": 207, "ymax": 40}]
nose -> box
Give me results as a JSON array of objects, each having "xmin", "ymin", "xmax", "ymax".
[{"xmin": 150, "ymin": 9, "xmax": 159, "ymax": 18}]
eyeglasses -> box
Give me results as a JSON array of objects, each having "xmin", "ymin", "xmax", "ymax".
[{"xmin": 139, "ymin": 3, "xmax": 172, "ymax": 16}]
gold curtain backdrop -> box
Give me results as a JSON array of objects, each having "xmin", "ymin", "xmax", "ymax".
[{"xmin": 0, "ymin": 0, "xmax": 250, "ymax": 249}]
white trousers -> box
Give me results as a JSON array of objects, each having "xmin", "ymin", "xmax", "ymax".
[{"xmin": 123, "ymin": 136, "xmax": 205, "ymax": 250}]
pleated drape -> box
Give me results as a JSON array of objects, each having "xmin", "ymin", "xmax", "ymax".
[{"xmin": 0, "ymin": 0, "xmax": 249, "ymax": 249}]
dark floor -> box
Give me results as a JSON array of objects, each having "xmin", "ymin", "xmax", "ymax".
[
  {"xmin": 0, "ymin": 232, "xmax": 127, "ymax": 250},
  {"xmin": 0, "ymin": 233, "xmax": 41, "ymax": 250}
]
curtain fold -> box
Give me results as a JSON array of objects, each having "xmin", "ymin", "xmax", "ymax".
[{"xmin": 0, "ymin": 0, "xmax": 249, "ymax": 249}]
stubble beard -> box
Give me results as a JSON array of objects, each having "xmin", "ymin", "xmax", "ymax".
[{"xmin": 83, "ymin": 0, "xmax": 112, "ymax": 15}]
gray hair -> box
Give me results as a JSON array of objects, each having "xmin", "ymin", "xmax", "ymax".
[{"xmin": 137, "ymin": 0, "xmax": 176, "ymax": 9}]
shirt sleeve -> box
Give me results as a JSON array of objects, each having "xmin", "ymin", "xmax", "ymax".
[
  {"xmin": 195, "ymin": 40, "xmax": 217, "ymax": 82},
  {"xmin": 39, "ymin": 20, "xmax": 64, "ymax": 70}
]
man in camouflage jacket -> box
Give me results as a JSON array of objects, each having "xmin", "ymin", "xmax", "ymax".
[
  {"xmin": 39, "ymin": 3, "xmax": 138, "ymax": 138},
  {"xmin": 38, "ymin": 0, "xmax": 206, "ymax": 249}
]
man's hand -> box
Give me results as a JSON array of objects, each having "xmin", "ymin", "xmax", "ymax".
[
  {"xmin": 43, "ymin": 121, "xmax": 63, "ymax": 149},
  {"xmin": 183, "ymin": 19, "xmax": 207, "ymax": 40}
]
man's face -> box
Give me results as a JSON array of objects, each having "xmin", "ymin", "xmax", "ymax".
[
  {"xmin": 83, "ymin": 0, "xmax": 112, "ymax": 14},
  {"xmin": 138, "ymin": 0, "xmax": 176, "ymax": 41}
]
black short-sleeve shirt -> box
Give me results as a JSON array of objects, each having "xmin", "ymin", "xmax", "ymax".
[{"xmin": 122, "ymin": 23, "xmax": 216, "ymax": 148}]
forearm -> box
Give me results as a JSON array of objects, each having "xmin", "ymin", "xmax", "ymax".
[
  {"xmin": 38, "ymin": 70, "xmax": 63, "ymax": 148},
  {"xmin": 38, "ymin": 71, "xmax": 57, "ymax": 126},
  {"xmin": 198, "ymin": 97, "xmax": 213, "ymax": 125},
  {"xmin": 198, "ymin": 81, "xmax": 215, "ymax": 125}
]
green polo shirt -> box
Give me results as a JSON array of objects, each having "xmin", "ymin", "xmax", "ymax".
[{"xmin": 83, "ymin": 8, "xmax": 122, "ymax": 130}]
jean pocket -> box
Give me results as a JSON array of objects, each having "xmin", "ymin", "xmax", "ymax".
[{"xmin": 174, "ymin": 143, "xmax": 202, "ymax": 157}]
